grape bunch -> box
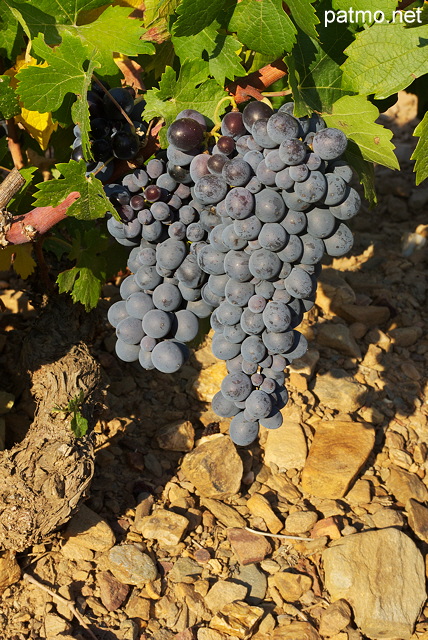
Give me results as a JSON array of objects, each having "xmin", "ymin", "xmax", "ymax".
[{"xmin": 72, "ymin": 82, "xmax": 147, "ymax": 184}]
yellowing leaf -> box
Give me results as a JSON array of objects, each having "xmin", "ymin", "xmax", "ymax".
[{"xmin": 0, "ymin": 244, "xmax": 36, "ymax": 279}]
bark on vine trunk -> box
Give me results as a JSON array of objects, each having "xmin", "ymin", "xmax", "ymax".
[{"xmin": 0, "ymin": 297, "xmax": 102, "ymax": 552}]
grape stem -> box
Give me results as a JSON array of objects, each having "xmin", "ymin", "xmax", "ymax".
[
  {"xmin": 209, "ymin": 95, "xmax": 239, "ymax": 139},
  {"xmin": 6, "ymin": 118, "xmax": 25, "ymax": 169},
  {"xmin": 91, "ymin": 75, "xmax": 135, "ymax": 130}
]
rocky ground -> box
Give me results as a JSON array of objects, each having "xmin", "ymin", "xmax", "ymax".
[{"xmin": 0, "ymin": 92, "xmax": 427, "ymax": 640}]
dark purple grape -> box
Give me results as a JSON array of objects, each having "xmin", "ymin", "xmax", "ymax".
[
  {"xmin": 112, "ymin": 131, "xmax": 139, "ymax": 159},
  {"xmin": 167, "ymin": 118, "xmax": 205, "ymax": 152},
  {"xmin": 144, "ymin": 185, "xmax": 161, "ymax": 202},
  {"xmin": 103, "ymin": 88, "xmax": 134, "ymax": 120},
  {"xmin": 217, "ymin": 136, "xmax": 235, "ymax": 155},
  {"xmin": 242, "ymin": 101, "xmax": 274, "ymax": 132},
  {"xmin": 221, "ymin": 112, "xmax": 247, "ymax": 138},
  {"xmin": 90, "ymin": 117, "xmax": 111, "ymax": 139}
]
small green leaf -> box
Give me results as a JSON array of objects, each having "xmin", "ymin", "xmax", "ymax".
[
  {"xmin": 33, "ymin": 159, "xmax": 113, "ymax": 221},
  {"xmin": 341, "ymin": 22, "xmax": 428, "ymax": 99},
  {"xmin": 0, "ymin": 75, "xmax": 20, "ymax": 119},
  {"xmin": 411, "ymin": 112, "xmax": 428, "ymax": 186},
  {"xmin": 144, "ymin": 0, "xmax": 181, "ymax": 42},
  {"xmin": 173, "ymin": 0, "xmax": 227, "ymax": 37},
  {"xmin": 287, "ymin": 0, "xmax": 319, "ymax": 40},
  {"xmin": 322, "ymin": 95, "xmax": 399, "ymax": 170},
  {"xmin": 57, "ymin": 265, "xmax": 103, "ymax": 311},
  {"xmin": 71, "ymin": 411, "xmax": 88, "ymax": 438},
  {"xmin": 0, "ymin": 3, "xmax": 24, "ymax": 60},
  {"xmin": 344, "ymin": 140, "xmax": 377, "ymax": 206},
  {"xmin": 229, "ymin": 0, "xmax": 296, "ymax": 58}
]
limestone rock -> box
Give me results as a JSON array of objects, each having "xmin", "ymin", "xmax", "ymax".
[
  {"xmin": 138, "ymin": 509, "xmax": 189, "ymax": 546},
  {"xmin": 205, "ymin": 580, "xmax": 248, "ymax": 613},
  {"xmin": 312, "ymin": 369, "xmax": 368, "ymax": 413},
  {"xmin": 181, "ymin": 434, "xmax": 243, "ymax": 499},
  {"xmin": 106, "ymin": 545, "xmax": 157, "ymax": 586},
  {"xmin": 388, "ymin": 326, "xmax": 423, "ymax": 347},
  {"xmin": 323, "ymin": 528, "xmax": 426, "ymax": 639},
  {"xmin": 263, "ymin": 421, "xmax": 307, "ymax": 471},
  {"xmin": 233, "ymin": 564, "xmax": 267, "ymax": 604},
  {"xmin": 288, "ymin": 349, "xmax": 320, "ymax": 390},
  {"xmin": 386, "ymin": 466, "xmax": 428, "ymax": 505},
  {"xmin": 156, "ymin": 420, "xmax": 195, "ymax": 452},
  {"xmin": 198, "ymin": 630, "xmax": 226, "ymax": 640},
  {"xmin": 272, "ymin": 622, "xmax": 320, "ymax": 640},
  {"xmin": 247, "ymin": 493, "xmax": 283, "ymax": 533},
  {"xmin": 44, "ymin": 613, "xmax": 72, "ymax": 639},
  {"xmin": 317, "ymin": 323, "xmax": 361, "ymax": 358},
  {"xmin": 316, "ymin": 269, "xmax": 356, "ymax": 315},
  {"xmin": 0, "ymin": 550, "xmax": 21, "ymax": 594},
  {"xmin": 97, "ymin": 571, "xmax": 130, "ymax": 611},
  {"xmin": 63, "ymin": 504, "xmax": 116, "ymax": 551},
  {"xmin": 301, "ymin": 420, "xmax": 375, "ymax": 499},
  {"xmin": 227, "ymin": 528, "xmax": 271, "ymax": 566},
  {"xmin": 319, "ymin": 600, "xmax": 352, "ymax": 637},
  {"xmin": 125, "ymin": 592, "xmax": 151, "ymax": 620},
  {"xmin": 335, "ymin": 304, "xmax": 390, "ymax": 327},
  {"xmin": 191, "ymin": 361, "xmax": 228, "ymax": 402},
  {"xmin": 285, "ymin": 510, "xmax": 318, "ymax": 534},
  {"xmin": 210, "ymin": 601, "xmax": 264, "ymax": 639},
  {"xmin": 168, "ymin": 557, "xmax": 202, "ymax": 583},
  {"xmin": 272, "ymin": 571, "xmax": 312, "ymax": 601},
  {"xmin": 406, "ymin": 499, "xmax": 428, "ymax": 543}
]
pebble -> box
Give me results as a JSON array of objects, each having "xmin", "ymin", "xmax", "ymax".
[
  {"xmin": 210, "ymin": 601, "xmax": 264, "ymax": 639},
  {"xmin": 336, "ymin": 303, "xmax": 390, "ymax": 327},
  {"xmin": 345, "ymin": 479, "xmax": 372, "ymax": 505},
  {"xmin": 316, "ymin": 270, "xmax": 356, "ymax": 315},
  {"xmin": 386, "ymin": 466, "xmax": 428, "ymax": 504},
  {"xmin": 317, "ymin": 323, "xmax": 362, "ymax": 358},
  {"xmin": 323, "ymin": 528, "xmax": 426, "ymax": 639},
  {"xmin": 285, "ymin": 510, "xmax": 318, "ymax": 534},
  {"xmin": 63, "ymin": 504, "xmax": 116, "ymax": 551},
  {"xmin": 288, "ymin": 349, "xmax": 320, "ymax": 390},
  {"xmin": 200, "ymin": 498, "xmax": 246, "ymax": 528},
  {"xmin": 156, "ymin": 420, "xmax": 195, "ymax": 451},
  {"xmin": 406, "ymin": 499, "xmax": 428, "ymax": 543},
  {"xmin": 168, "ymin": 557, "xmax": 203, "ymax": 583},
  {"xmin": 125, "ymin": 592, "xmax": 151, "ymax": 620},
  {"xmin": 204, "ymin": 580, "xmax": 248, "ymax": 613},
  {"xmin": 312, "ymin": 369, "xmax": 368, "ymax": 413},
  {"xmin": 197, "ymin": 629, "xmax": 225, "ymax": 640},
  {"xmin": 44, "ymin": 613, "xmax": 72, "ymax": 639},
  {"xmin": 370, "ymin": 508, "xmax": 405, "ymax": 529},
  {"xmin": 233, "ymin": 564, "xmax": 267, "ymax": 604},
  {"xmin": 262, "ymin": 420, "xmax": 307, "ymax": 471},
  {"xmin": 138, "ymin": 508, "xmax": 189, "ymax": 546},
  {"xmin": 311, "ymin": 516, "xmax": 341, "ymax": 540},
  {"xmin": 97, "ymin": 571, "xmax": 130, "ymax": 611},
  {"xmin": 318, "ymin": 599, "xmax": 352, "ymax": 636},
  {"xmin": 106, "ymin": 545, "xmax": 157, "ymax": 586},
  {"xmin": 191, "ymin": 361, "xmax": 228, "ymax": 403},
  {"xmin": 181, "ymin": 434, "xmax": 243, "ymax": 498},
  {"xmin": 61, "ymin": 540, "xmax": 94, "ymax": 561},
  {"xmin": 247, "ymin": 493, "xmax": 283, "ymax": 533},
  {"xmin": 388, "ymin": 326, "xmax": 423, "ymax": 347},
  {"xmin": 272, "ymin": 571, "xmax": 312, "ymax": 601},
  {"xmin": 227, "ymin": 528, "xmax": 271, "ymax": 566},
  {"xmin": 0, "ymin": 551, "xmax": 21, "ymax": 594},
  {"xmin": 301, "ymin": 420, "xmax": 375, "ymax": 498},
  {"xmin": 272, "ymin": 622, "xmax": 321, "ymax": 639}
]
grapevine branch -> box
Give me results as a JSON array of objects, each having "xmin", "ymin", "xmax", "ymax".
[{"xmin": 2, "ymin": 60, "xmax": 287, "ymax": 246}]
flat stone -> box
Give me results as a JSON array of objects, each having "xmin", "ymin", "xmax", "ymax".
[
  {"xmin": 227, "ymin": 528, "xmax": 271, "ymax": 566},
  {"xmin": 138, "ymin": 508, "xmax": 189, "ymax": 546},
  {"xmin": 181, "ymin": 434, "xmax": 243, "ymax": 499},
  {"xmin": 370, "ymin": 508, "xmax": 405, "ymax": 529},
  {"xmin": 192, "ymin": 361, "xmax": 228, "ymax": 403},
  {"xmin": 317, "ymin": 323, "xmax": 361, "ymax": 358},
  {"xmin": 311, "ymin": 516, "xmax": 341, "ymax": 540},
  {"xmin": 336, "ymin": 304, "xmax": 390, "ymax": 327},
  {"xmin": 44, "ymin": 613, "xmax": 72, "ymax": 638},
  {"xmin": 273, "ymin": 571, "xmax": 312, "ymax": 601},
  {"xmin": 125, "ymin": 592, "xmax": 151, "ymax": 620},
  {"xmin": 319, "ymin": 599, "xmax": 352, "ymax": 636},
  {"xmin": 61, "ymin": 539, "xmax": 94, "ymax": 562},
  {"xmin": 233, "ymin": 564, "xmax": 267, "ymax": 604},
  {"xmin": 198, "ymin": 630, "xmax": 226, "ymax": 640},
  {"xmin": 106, "ymin": 545, "xmax": 157, "ymax": 586},
  {"xmin": 210, "ymin": 601, "xmax": 264, "ymax": 639},
  {"xmin": 168, "ymin": 557, "xmax": 203, "ymax": 583},
  {"xmin": 205, "ymin": 580, "xmax": 248, "ymax": 613},
  {"xmin": 156, "ymin": 420, "xmax": 195, "ymax": 452},
  {"xmin": 386, "ymin": 466, "xmax": 428, "ymax": 505},
  {"xmin": 301, "ymin": 421, "xmax": 375, "ymax": 499},
  {"xmin": 247, "ymin": 493, "xmax": 283, "ymax": 533},
  {"xmin": 201, "ymin": 498, "xmax": 246, "ymax": 528},
  {"xmin": 0, "ymin": 551, "xmax": 21, "ymax": 594},
  {"xmin": 323, "ymin": 528, "xmax": 426, "ymax": 639},
  {"xmin": 316, "ymin": 269, "xmax": 356, "ymax": 315},
  {"xmin": 285, "ymin": 511, "xmax": 318, "ymax": 534},
  {"xmin": 345, "ymin": 479, "xmax": 372, "ymax": 505},
  {"xmin": 406, "ymin": 499, "xmax": 428, "ymax": 543},
  {"xmin": 97, "ymin": 571, "xmax": 130, "ymax": 611},
  {"xmin": 288, "ymin": 349, "xmax": 320, "ymax": 390},
  {"xmin": 272, "ymin": 622, "xmax": 321, "ymax": 640},
  {"xmin": 263, "ymin": 421, "xmax": 307, "ymax": 471},
  {"xmin": 63, "ymin": 504, "xmax": 116, "ymax": 551},
  {"xmin": 312, "ymin": 369, "xmax": 368, "ymax": 413},
  {"xmin": 388, "ymin": 326, "xmax": 423, "ymax": 347}
]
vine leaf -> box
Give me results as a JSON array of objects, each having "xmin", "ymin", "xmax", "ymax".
[
  {"xmin": 229, "ymin": 0, "xmax": 296, "ymax": 58},
  {"xmin": 144, "ymin": 60, "xmax": 229, "ymax": 146},
  {"xmin": 0, "ymin": 3, "xmax": 24, "ymax": 60},
  {"xmin": 173, "ymin": 0, "xmax": 227, "ymax": 37},
  {"xmin": 0, "ymin": 75, "xmax": 20, "ymax": 119},
  {"xmin": 341, "ymin": 22, "xmax": 428, "ymax": 99},
  {"xmin": 411, "ymin": 112, "xmax": 428, "ymax": 186},
  {"xmin": 322, "ymin": 95, "xmax": 399, "ymax": 170},
  {"xmin": 0, "ymin": 244, "xmax": 36, "ymax": 279},
  {"xmin": 344, "ymin": 141, "xmax": 377, "ymax": 206},
  {"xmin": 287, "ymin": 0, "xmax": 319, "ymax": 40},
  {"xmin": 33, "ymin": 160, "xmax": 113, "ymax": 221},
  {"xmin": 143, "ymin": 0, "xmax": 181, "ymax": 43}
]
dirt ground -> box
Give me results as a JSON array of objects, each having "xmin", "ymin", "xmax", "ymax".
[{"xmin": 0, "ymin": 91, "xmax": 427, "ymax": 640}]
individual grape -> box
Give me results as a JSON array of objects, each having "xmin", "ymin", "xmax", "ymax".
[
  {"xmin": 225, "ymin": 279, "xmax": 254, "ymax": 306},
  {"xmin": 155, "ymin": 239, "xmax": 186, "ymax": 270},
  {"xmin": 209, "ymin": 225, "xmax": 229, "ymax": 253},
  {"xmin": 266, "ymin": 112, "xmax": 300, "ymax": 144},
  {"xmin": 167, "ymin": 163, "xmax": 192, "ymax": 184},
  {"xmin": 210, "ymin": 309, "xmax": 223, "ymax": 333},
  {"xmin": 217, "ymin": 136, "xmax": 235, "ymax": 155},
  {"xmin": 126, "ymin": 291, "xmax": 155, "ymax": 319},
  {"xmin": 108, "ymin": 300, "xmax": 128, "ymax": 327},
  {"xmin": 151, "ymin": 201, "xmax": 171, "ymax": 221},
  {"xmin": 245, "ymin": 390, "xmax": 272, "ymax": 420},
  {"xmin": 197, "ymin": 245, "xmax": 226, "ymax": 275},
  {"xmin": 250, "ymin": 372, "xmax": 264, "ymax": 387},
  {"xmin": 274, "ymin": 384, "xmax": 289, "ymax": 409},
  {"xmin": 186, "ymin": 299, "xmax": 214, "ymax": 318},
  {"xmin": 176, "ymin": 254, "xmax": 204, "ymax": 288},
  {"xmin": 167, "ymin": 144, "xmax": 198, "ymax": 166},
  {"xmin": 156, "ymin": 172, "xmax": 177, "ymax": 191},
  {"xmin": 251, "ymin": 119, "xmax": 277, "ymax": 149},
  {"xmin": 225, "ymin": 187, "xmax": 254, "ymax": 219},
  {"xmin": 190, "ymin": 154, "xmax": 210, "ymax": 182},
  {"xmin": 329, "ymin": 187, "xmax": 361, "ymax": 220},
  {"xmin": 186, "ymin": 222, "xmax": 205, "ymax": 242},
  {"xmin": 241, "ymin": 335, "xmax": 266, "ymax": 364},
  {"xmin": 260, "ymin": 377, "xmax": 276, "ymax": 394},
  {"xmin": 262, "ymin": 301, "xmax": 291, "ymax": 332},
  {"xmin": 246, "ymin": 176, "xmax": 263, "ymax": 194},
  {"xmin": 289, "ymin": 164, "xmax": 309, "ymax": 183},
  {"xmin": 207, "ymin": 153, "xmax": 228, "ymax": 176},
  {"xmin": 116, "ymin": 316, "xmax": 144, "ymax": 344},
  {"xmin": 229, "ymin": 412, "xmax": 259, "ymax": 446},
  {"xmin": 223, "ymin": 323, "xmax": 247, "ymax": 344},
  {"xmin": 200, "ymin": 209, "xmax": 222, "ymax": 232},
  {"xmin": 248, "ymin": 295, "xmax": 267, "ymax": 314},
  {"xmin": 306, "ymin": 153, "xmax": 323, "ymax": 171},
  {"xmin": 275, "ymin": 167, "xmax": 294, "ymax": 190},
  {"xmin": 323, "ymin": 173, "xmax": 347, "ymax": 206},
  {"xmin": 144, "ymin": 184, "xmax": 161, "ymax": 202},
  {"xmin": 233, "ymin": 216, "xmax": 262, "ymax": 240},
  {"xmin": 152, "ymin": 283, "xmax": 182, "ymax": 311},
  {"xmin": 92, "ymin": 138, "xmax": 112, "ymax": 162},
  {"xmin": 284, "ymin": 266, "xmax": 314, "ymax": 299},
  {"xmin": 179, "ymin": 282, "xmax": 201, "ymax": 302},
  {"xmin": 90, "ymin": 117, "xmax": 111, "ymax": 139},
  {"xmin": 176, "ymin": 109, "xmax": 207, "ymax": 130},
  {"xmin": 262, "ymin": 330, "xmax": 295, "ymax": 354},
  {"xmin": 281, "ymin": 190, "xmax": 311, "ymax": 212},
  {"xmin": 222, "ymin": 158, "xmax": 252, "ymax": 187},
  {"xmin": 254, "ymin": 188, "xmax": 285, "ymax": 223},
  {"xmin": 138, "ymin": 348, "xmax": 155, "ymax": 369},
  {"xmin": 264, "ymin": 149, "xmax": 286, "ymax": 172},
  {"xmin": 207, "ymin": 274, "xmax": 229, "ymax": 298},
  {"xmin": 115, "ymin": 339, "xmax": 140, "ymax": 362},
  {"xmin": 287, "ymin": 298, "xmax": 304, "ymax": 328},
  {"xmin": 194, "ymin": 175, "xmax": 228, "ymax": 204},
  {"xmin": 142, "ymin": 309, "xmax": 172, "ymax": 338},
  {"xmin": 103, "ymin": 88, "xmax": 134, "ymax": 120},
  {"xmin": 323, "ymin": 223, "xmax": 354, "ymax": 256},
  {"xmin": 258, "ymin": 223, "xmax": 287, "ymax": 252},
  {"xmin": 277, "ymin": 235, "xmax": 303, "ymax": 263},
  {"xmin": 130, "ymin": 194, "xmax": 146, "ymax": 211},
  {"xmin": 329, "ymin": 160, "xmax": 353, "ymax": 183},
  {"xmin": 120, "ymin": 275, "xmax": 141, "ymax": 298},
  {"xmin": 151, "ymin": 340, "xmax": 186, "ymax": 373},
  {"xmin": 226, "ymin": 354, "xmax": 244, "ymax": 373},
  {"xmin": 256, "ymin": 160, "xmax": 276, "ymax": 186},
  {"xmin": 211, "ymin": 333, "xmax": 242, "ymax": 360},
  {"xmin": 260, "ymin": 408, "xmax": 283, "ymax": 429},
  {"xmin": 308, "ymin": 113, "xmax": 326, "ymax": 133},
  {"xmin": 306, "ymin": 207, "xmax": 336, "ymax": 238},
  {"xmin": 224, "ymin": 250, "xmax": 251, "ymax": 282},
  {"xmin": 169, "ymin": 221, "xmax": 186, "ymax": 240},
  {"xmin": 167, "ymin": 118, "xmax": 205, "ymax": 152},
  {"xmin": 221, "ymin": 372, "xmax": 252, "ymax": 402},
  {"xmin": 255, "ymin": 280, "xmax": 275, "ymax": 299},
  {"xmin": 179, "ymin": 205, "xmax": 197, "ymax": 225},
  {"xmin": 284, "ymin": 331, "xmax": 308, "ymax": 361},
  {"xmin": 242, "ymin": 101, "xmax": 274, "ymax": 132},
  {"xmin": 201, "ymin": 283, "xmax": 223, "ymax": 307},
  {"xmin": 243, "ymin": 150, "xmax": 264, "ymax": 172},
  {"xmin": 300, "ymin": 233, "xmax": 325, "ymax": 264},
  {"xmin": 112, "ymin": 131, "xmax": 139, "ymax": 159},
  {"xmin": 212, "ymin": 391, "xmax": 240, "ymax": 418},
  {"xmin": 240, "ymin": 308, "xmax": 265, "ymax": 335},
  {"xmin": 312, "ymin": 128, "xmax": 347, "ymax": 160},
  {"xmin": 135, "ymin": 265, "xmax": 163, "ymax": 290},
  {"xmin": 294, "ymin": 171, "xmax": 327, "ymax": 203},
  {"xmin": 235, "ymin": 135, "xmax": 251, "ymax": 155},
  {"xmin": 142, "ymin": 219, "xmax": 163, "ymax": 242},
  {"xmin": 272, "ymin": 288, "xmax": 291, "ymax": 303},
  {"xmin": 221, "ymin": 111, "xmax": 247, "ymax": 138},
  {"xmin": 279, "ymin": 139, "xmax": 307, "ymax": 165},
  {"xmin": 216, "ymin": 301, "xmax": 243, "ymax": 326},
  {"xmin": 137, "ymin": 209, "xmax": 153, "ymax": 225},
  {"xmin": 249, "ymin": 249, "xmax": 282, "ymax": 280},
  {"xmin": 281, "ymin": 209, "xmax": 307, "ymax": 234},
  {"xmin": 171, "ymin": 309, "xmax": 199, "ymax": 342},
  {"xmin": 146, "ymin": 159, "xmax": 164, "ymax": 179},
  {"xmin": 140, "ymin": 335, "xmax": 157, "ymax": 352}
]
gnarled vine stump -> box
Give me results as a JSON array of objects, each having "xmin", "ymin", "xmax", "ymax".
[{"xmin": 0, "ymin": 298, "xmax": 102, "ymax": 551}]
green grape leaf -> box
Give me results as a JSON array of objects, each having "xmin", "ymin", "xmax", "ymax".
[
  {"xmin": 172, "ymin": 22, "xmax": 245, "ymax": 85},
  {"xmin": 285, "ymin": 20, "xmax": 355, "ymax": 117},
  {"xmin": 0, "ymin": 75, "xmax": 20, "ymax": 119},
  {"xmin": 33, "ymin": 159, "xmax": 113, "ymax": 221},
  {"xmin": 229, "ymin": 0, "xmax": 296, "ymax": 57},
  {"xmin": 331, "ymin": 0, "xmax": 398, "ymax": 25},
  {"xmin": 8, "ymin": 166, "xmax": 38, "ymax": 210},
  {"xmin": 411, "ymin": 112, "xmax": 428, "ymax": 186},
  {"xmin": 287, "ymin": 0, "xmax": 319, "ymax": 40},
  {"xmin": 322, "ymin": 95, "xmax": 399, "ymax": 170},
  {"xmin": 173, "ymin": 0, "xmax": 227, "ymax": 37},
  {"xmin": 341, "ymin": 23, "xmax": 428, "ymax": 99},
  {"xmin": 144, "ymin": 60, "xmax": 229, "ymax": 146},
  {"xmin": 144, "ymin": 0, "xmax": 181, "ymax": 42},
  {"xmin": 58, "ymin": 266, "xmax": 103, "ymax": 311},
  {"xmin": 0, "ymin": 4, "xmax": 24, "ymax": 60},
  {"xmin": 71, "ymin": 411, "xmax": 89, "ymax": 437},
  {"xmin": 344, "ymin": 141, "xmax": 377, "ymax": 206}
]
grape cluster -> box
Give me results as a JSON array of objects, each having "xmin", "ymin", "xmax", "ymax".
[{"xmin": 72, "ymin": 82, "xmax": 147, "ymax": 184}]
